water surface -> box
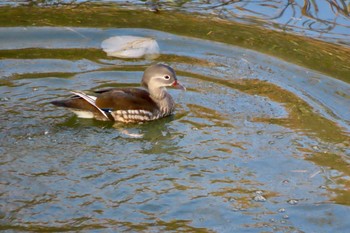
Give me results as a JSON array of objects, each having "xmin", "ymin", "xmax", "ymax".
[
  {"xmin": 6, "ymin": 0, "xmax": 349, "ymax": 46},
  {"xmin": 1, "ymin": 26, "xmax": 349, "ymax": 232},
  {"xmin": 0, "ymin": 27, "xmax": 350, "ymax": 232}
]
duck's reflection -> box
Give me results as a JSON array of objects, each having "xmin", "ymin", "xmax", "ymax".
[{"xmin": 55, "ymin": 114, "xmax": 183, "ymax": 155}]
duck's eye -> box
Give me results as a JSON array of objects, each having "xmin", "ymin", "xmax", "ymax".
[{"xmin": 164, "ymin": 75, "xmax": 170, "ymax": 80}]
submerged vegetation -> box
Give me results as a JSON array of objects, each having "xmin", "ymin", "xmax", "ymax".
[{"xmin": 0, "ymin": 3, "xmax": 349, "ymax": 83}]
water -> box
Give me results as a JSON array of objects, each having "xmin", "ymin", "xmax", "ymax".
[
  {"xmin": 1, "ymin": 3, "xmax": 350, "ymax": 233},
  {"xmin": 1, "ymin": 26, "xmax": 349, "ymax": 232},
  {"xmin": 165, "ymin": 0, "xmax": 350, "ymax": 46},
  {"xmin": 7, "ymin": 0, "xmax": 349, "ymax": 46}
]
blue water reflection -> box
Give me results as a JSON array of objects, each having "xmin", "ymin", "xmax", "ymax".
[{"xmin": 2, "ymin": 0, "xmax": 349, "ymax": 45}]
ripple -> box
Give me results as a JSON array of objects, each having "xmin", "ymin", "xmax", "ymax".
[{"xmin": 0, "ymin": 27, "xmax": 349, "ymax": 232}]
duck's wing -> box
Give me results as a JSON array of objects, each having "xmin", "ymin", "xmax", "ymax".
[
  {"xmin": 95, "ymin": 88, "xmax": 159, "ymax": 114},
  {"xmin": 51, "ymin": 91, "xmax": 110, "ymax": 120},
  {"xmin": 70, "ymin": 91, "xmax": 110, "ymax": 120}
]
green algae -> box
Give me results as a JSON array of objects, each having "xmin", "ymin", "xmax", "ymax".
[
  {"xmin": 178, "ymin": 71, "xmax": 349, "ymax": 145},
  {"xmin": 0, "ymin": 4, "xmax": 349, "ymax": 83},
  {"xmin": 0, "ymin": 48, "xmax": 105, "ymax": 60},
  {"xmin": 306, "ymin": 152, "xmax": 350, "ymax": 205}
]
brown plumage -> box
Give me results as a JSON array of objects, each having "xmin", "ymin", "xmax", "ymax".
[{"xmin": 51, "ymin": 64, "xmax": 185, "ymax": 123}]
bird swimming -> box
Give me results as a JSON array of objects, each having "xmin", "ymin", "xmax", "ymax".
[{"xmin": 50, "ymin": 64, "xmax": 185, "ymax": 123}]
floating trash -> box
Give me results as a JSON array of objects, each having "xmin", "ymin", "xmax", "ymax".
[{"xmin": 101, "ymin": 36, "xmax": 160, "ymax": 59}]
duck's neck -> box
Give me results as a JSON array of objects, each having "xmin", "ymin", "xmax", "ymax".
[
  {"xmin": 149, "ymin": 86, "xmax": 167, "ymax": 100},
  {"xmin": 148, "ymin": 86, "xmax": 175, "ymax": 115}
]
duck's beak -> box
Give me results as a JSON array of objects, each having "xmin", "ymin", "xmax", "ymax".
[{"xmin": 171, "ymin": 80, "xmax": 186, "ymax": 91}]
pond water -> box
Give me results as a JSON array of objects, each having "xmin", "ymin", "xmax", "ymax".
[
  {"xmin": 132, "ymin": 0, "xmax": 350, "ymax": 46},
  {"xmin": 1, "ymin": 3, "xmax": 350, "ymax": 233},
  {"xmin": 6, "ymin": 0, "xmax": 350, "ymax": 46}
]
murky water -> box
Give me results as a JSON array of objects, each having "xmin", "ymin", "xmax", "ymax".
[{"xmin": 1, "ymin": 26, "xmax": 349, "ymax": 232}]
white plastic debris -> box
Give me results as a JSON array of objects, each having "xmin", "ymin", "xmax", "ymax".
[{"xmin": 101, "ymin": 36, "xmax": 160, "ymax": 59}]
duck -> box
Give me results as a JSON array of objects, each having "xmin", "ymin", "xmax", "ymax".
[{"xmin": 51, "ymin": 64, "xmax": 185, "ymax": 123}]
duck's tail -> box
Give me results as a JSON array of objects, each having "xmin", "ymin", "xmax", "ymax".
[{"xmin": 51, "ymin": 91, "xmax": 110, "ymax": 121}]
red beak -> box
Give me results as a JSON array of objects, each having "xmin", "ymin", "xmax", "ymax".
[{"xmin": 171, "ymin": 80, "xmax": 186, "ymax": 90}]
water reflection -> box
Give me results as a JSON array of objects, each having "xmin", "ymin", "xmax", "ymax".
[
  {"xmin": 190, "ymin": 0, "xmax": 350, "ymax": 45},
  {"xmin": 152, "ymin": 0, "xmax": 350, "ymax": 46},
  {"xmin": 8, "ymin": 0, "xmax": 348, "ymax": 46},
  {"xmin": 0, "ymin": 27, "xmax": 350, "ymax": 232}
]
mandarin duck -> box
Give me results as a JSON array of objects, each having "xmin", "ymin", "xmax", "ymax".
[{"xmin": 51, "ymin": 64, "xmax": 185, "ymax": 123}]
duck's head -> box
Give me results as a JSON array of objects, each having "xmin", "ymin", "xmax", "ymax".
[{"xmin": 141, "ymin": 64, "xmax": 185, "ymax": 91}]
